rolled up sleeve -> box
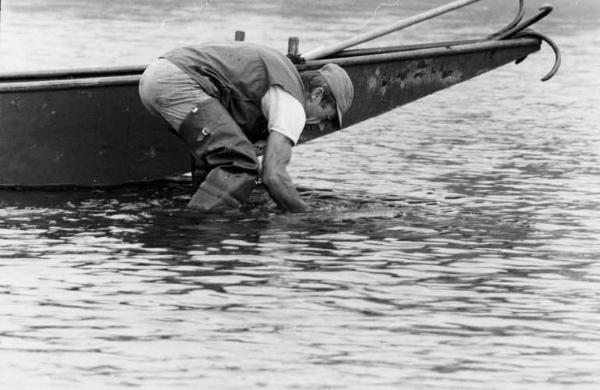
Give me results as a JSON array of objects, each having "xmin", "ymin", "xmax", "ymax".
[{"xmin": 261, "ymin": 86, "xmax": 306, "ymax": 145}]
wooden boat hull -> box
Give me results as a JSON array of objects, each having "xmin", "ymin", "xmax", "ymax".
[
  {"xmin": 0, "ymin": 38, "xmax": 540, "ymax": 187},
  {"xmin": 298, "ymin": 38, "xmax": 541, "ymax": 143},
  {"xmin": 0, "ymin": 78, "xmax": 189, "ymax": 187}
]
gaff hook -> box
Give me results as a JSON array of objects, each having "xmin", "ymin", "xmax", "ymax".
[
  {"xmin": 494, "ymin": 4, "xmax": 554, "ymax": 40},
  {"xmin": 487, "ymin": 0, "xmax": 525, "ymax": 39},
  {"xmin": 514, "ymin": 29, "xmax": 561, "ymax": 81},
  {"xmin": 496, "ymin": 4, "xmax": 561, "ymax": 81}
]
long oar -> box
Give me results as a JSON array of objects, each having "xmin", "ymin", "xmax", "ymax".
[{"xmin": 302, "ymin": 0, "xmax": 481, "ymax": 61}]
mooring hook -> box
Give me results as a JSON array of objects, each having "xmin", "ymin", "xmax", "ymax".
[
  {"xmin": 495, "ymin": 4, "xmax": 554, "ymax": 40},
  {"xmin": 487, "ymin": 0, "xmax": 525, "ymax": 40},
  {"xmin": 514, "ymin": 29, "xmax": 561, "ymax": 81}
]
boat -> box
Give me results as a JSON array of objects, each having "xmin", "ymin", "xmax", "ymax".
[{"xmin": 0, "ymin": 0, "xmax": 559, "ymax": 187}]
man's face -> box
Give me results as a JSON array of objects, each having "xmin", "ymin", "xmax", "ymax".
[
  {"xmin": 305, "ymin": 101, "xmax": 336, "ymax": 125},
  {"xmin": 305, "ymin": 87, "xmax": 337, "ymax": 125}
]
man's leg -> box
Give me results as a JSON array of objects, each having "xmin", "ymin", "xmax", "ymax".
[
  {"xmin": 139, "ymin": 59, "xmax": 259, "ymax": 210},
  {"xmin": 139, "ymin": 59, "xmax": 212, "ymax": 188},
  {"xmin": 178, "ymin": 98, "xmax": 260, "ymax": 210}
]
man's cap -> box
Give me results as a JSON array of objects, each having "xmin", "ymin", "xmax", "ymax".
[{"xmin": 318, "ymin": 63, "xmax": 354, "ymax": 128}]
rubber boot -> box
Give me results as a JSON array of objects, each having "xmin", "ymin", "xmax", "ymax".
[
  {"xmin": 178, "ymin": 98, "xmax": 260, "ymax": 211},
  {"xmin": 187, "ymin": 169, "xmax": 258, "ymax": 210},
  {"xmin": 190, "ymin": 157, "xmax": 208, "ymax": 191}
]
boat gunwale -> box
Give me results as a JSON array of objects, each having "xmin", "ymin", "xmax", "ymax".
[
  {"xmin": 0, "ymin": 38, "xmax": 540, "ymax": 93},
  {"xmin": 297, "ymin": 38, "xmax": 540, "ymax": 69},
  {"xmin": 0, "ymin": 65, "xmax": 148, "ymax": 82}
]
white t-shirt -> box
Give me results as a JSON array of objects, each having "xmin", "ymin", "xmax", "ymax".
[{"xmin": 261, "ymin": 86, "xmax": 306, "ymax": 145}]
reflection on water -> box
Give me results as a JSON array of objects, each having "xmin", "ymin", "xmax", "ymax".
[{"xmin": 1, "ymin": 0, "xmax": 600, "ymax": 388}]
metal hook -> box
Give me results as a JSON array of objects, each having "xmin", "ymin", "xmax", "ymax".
[
  {"xmin": 487, "ymin": 0, "xmax": 526, "ymax": 39},
  {"xmin": 494, "ymin": 4, "xmax": 554, "ymax": 40},
  {"xmin": 488, "ymin": 4, "xmax": 559, "ymax": 81},
  {"xmin": 514, "ymin": 29, "xmax": 561, "ymax": 81}
]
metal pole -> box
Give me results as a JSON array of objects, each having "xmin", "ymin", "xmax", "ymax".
[{"xmin": 302, "ymin": 0, "xmax": 481, "ymax": 60}]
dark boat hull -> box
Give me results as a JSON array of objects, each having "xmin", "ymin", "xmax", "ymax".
[
  {"xmin": 0, "ymin": 38, "xmax": 540, "ymax": 187},
  {"xmin": 298, "ymin": 38, "xmax": 541, "ymax": 143}
]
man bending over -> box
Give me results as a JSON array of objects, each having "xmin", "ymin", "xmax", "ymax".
[{"xmin": 139, "ymin": 42, "xmax": 353, "ymax": 213}]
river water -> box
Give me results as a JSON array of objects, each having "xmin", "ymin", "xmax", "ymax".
[{"xmin": 1, "ymin": 0, "xmax": 599, "ymax": 389}]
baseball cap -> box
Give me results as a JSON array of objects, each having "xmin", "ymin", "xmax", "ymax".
[{"xmin": 318, "ymin": 63, "xmax": 354, "ymax": 128}]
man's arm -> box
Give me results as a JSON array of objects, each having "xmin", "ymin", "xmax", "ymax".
[{"xmin": 261, "ymin": 131, "xmax": 307, "ymax": 213}]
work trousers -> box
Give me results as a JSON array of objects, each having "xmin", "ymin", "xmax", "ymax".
[{"xmin": 139, "ymin": 59, "xmax": 259, "ymax": 209}]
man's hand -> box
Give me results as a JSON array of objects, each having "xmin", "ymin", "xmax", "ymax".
[{"xmin": 261, "ymin": 131, "xmax": 307, "ymax": 213}]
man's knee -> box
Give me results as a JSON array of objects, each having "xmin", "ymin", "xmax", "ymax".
[{"xmin": 178, "ymin": 99, "xmax": 259, "ymax": 173}]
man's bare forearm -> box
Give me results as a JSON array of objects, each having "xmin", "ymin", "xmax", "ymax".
[
  {"xmin": 263, "ymin": 171, "xmax": 307, "ymax": 213},
  {"xmin": 261, "ymin": 131, "xmax": 308, "ymax": 212}
]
